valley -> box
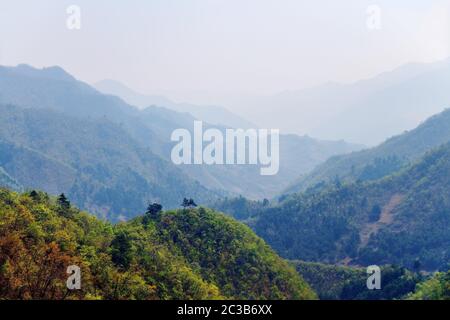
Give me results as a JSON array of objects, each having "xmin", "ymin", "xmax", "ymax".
[{"xmin": 0, "ymin": 62, "xmax": 449, "ymax": 300}]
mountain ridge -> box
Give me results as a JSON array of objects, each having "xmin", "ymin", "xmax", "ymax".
[
  {"xmin": 0, "ymin": 64, "xmax": 362, "ymax": 201},
  {"xmin": 284, "ymin": 108, "xmax": 450, "ymax": 195}
]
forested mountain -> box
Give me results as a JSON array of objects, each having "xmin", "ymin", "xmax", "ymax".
[
  {"xmin": 224, "ymin": 142, "xmax": 450, "ymax": 271},
  {"xmin": 0, "ymin": 188, "xmax": 316, "ymax": 300},
  {"xmin": 0, "ymin": 64, "xmax": 361, "ymax": 202},
  {"xmin": 0, "ymin": 104, "xmax": 216, "ymax": 221},
  {"xmin": 95, "ymin": 76, "xmax": 363, "ymax": 199},
  {"xmin": 293, "ymin": 261, "xmax": 421, "ymax": 300},
  {"xmin": 284, "ymin": 108, "xmax": 450, "ymax": 195}
]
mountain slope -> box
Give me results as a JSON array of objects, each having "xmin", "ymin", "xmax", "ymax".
[
  {"xmin": 284, "ymin": 108, "xmax": 450, "ymax": 195},
  {"xmin": 0, "ymin": 104, "xmax": 217, "ymax": 221},
  {"xmin": 408, "ymin": 271, "xmax": 450, "ymax": 300},
  {"xmin": 0, "ymin": 166, "xmax": 22, "ymax": 191},
  {"xmin": 94, "ymin": 78, "xmax": 363, "ymax": 198},
  {"xmin": 0, "ymin": 64, "xmax": 362, "ymax": 200},
  {"xmin": 248, "ymin": 142, "xmax": 450, "ymax": 271},
  {"xmin": 0, "ymin": 188, "xmax": 316, "ymax": 300},
  {"xmin": 293, "ymin": 261, "xmax": 420, "ymax": 300}
]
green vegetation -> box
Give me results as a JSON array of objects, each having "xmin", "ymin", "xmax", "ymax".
[
  {"xmin": 0, "ymin": 103, "xmax": 219, "ymax": 221},
  {"xmin": 212, "ymin": 196, "xmax": 266, "ymax": 221},
  {"xmin": 293, "ymin": 261, "xmax": 421, "ymax": 300},
  {"xmin": 222, "ymin": 143, "xmax": 450, "ymax": 271},
  {"xmin": 0, "ymin": 64, "xmax": 362, "ymax": 207},
  {"xmin": 284, "ymin": 108, "xmax": 450, "ymax": 194},
  {"xmin": 0, "ymin": 188, "xmax": 315, "ymax": 300},
  {"xmin": 408, "ymin": 271, "xmax": 450, "ymax": 300}
]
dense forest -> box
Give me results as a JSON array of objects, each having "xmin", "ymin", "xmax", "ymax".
[
  {"xmin": 216, "ymin": 142, "xmax": 450, "ymax": 271},
  {"xmin": 0, "ymin": 64, "xmax": 449, "ymax": 301},
  {"xmin": 0, "ymin": 188, "xmax": 315, "ymax": 300},
  {"xmin": 407, "ymin": 271, "xmax": 450, "ymax": 300},
  {"xmin": 293, "ymin": 261, "xmax": 422, "ymax": 300},
  {"xmin": 0, "ymin": 103, "xmax": 221, "ymax": 222}
]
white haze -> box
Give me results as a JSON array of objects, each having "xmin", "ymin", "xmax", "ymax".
[{"xmin": 0, "ymin": 0, "xmax": 449, "ymax": 144}]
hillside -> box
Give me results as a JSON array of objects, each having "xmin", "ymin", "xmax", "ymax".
[
  {"xmin": 284, "ymin": 108, "xmax": 450, "ymax": 195},
  {"xmin": 244, "ymin": 142, "xmax": 450, "ymax": 271},
  {"xmin": 0, "ymin": 104, "xmax": 217, "ymax": 221},
  {"xmin": 408, "ymin": 271, "xmax": 450, "ymax": 300},
  {"xmin": 0, "ymin": 64, "xmax": 361, "ymax": 201},
  {"xmin": 0, "ymin": 166, "xmax": 21, "ymax": 191},
  {"xmin": 0, "ymin": 188, "xmax": 315, "ymax": 300},
  {"xmin": 293, "ymin": 261, "xmax": 420, "ymax": 300}
]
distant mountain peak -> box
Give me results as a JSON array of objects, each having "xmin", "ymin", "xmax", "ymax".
[{"xmin": 1, "ymin": 64, "xmax": 76, "ymax": 82}]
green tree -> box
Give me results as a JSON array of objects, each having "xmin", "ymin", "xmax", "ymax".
[
  {"xmin": 188, "ymin": 198, "xmax": 197, "ymax": 208},
  {"xmin": 29, "ymin": 190, "xmax": 39, "ymax": 201},
  {"xmin": 182, "ymin": 198, "xmax": 190, "ymax": 209},
  {"xmin": 142, "ymin": 203, "xmax": 163, "ymax": 225},
  {"xmin": 57, "ymin": 193, "xmax": 70, "ymax": 209},
  {"xmin": 111, "ymin": 232, "xmax": 133, "ymax": 270},
  {"xmin": 146, "ymin": 203, "xmax": 162, "ymax": 216}
]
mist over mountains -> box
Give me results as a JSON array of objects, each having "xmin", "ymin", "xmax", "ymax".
[
  {"xmin": 235, "ymin": 58, "xmax": 450, "ymax": 145},
  {"xmin": 0, "ymin": 64, "xmax": 361, "ymax": 220},
  {"xmin": 94, "ymin": 79, "xmax": 257, "ymax": 129},
  {"xmin": 285, "ymin": 107, "xmax": 450, "ymax": 195},
  {"xmin": 215, "ymin": 108, "xmax": 450, "ymax": 271},
  {"xmin": 1, "ymin": 0, "xmax": 449, "ymax": 302},
  {"xmin": 0, "ymin": 61, "xmax": 449, "ymax": 299}
]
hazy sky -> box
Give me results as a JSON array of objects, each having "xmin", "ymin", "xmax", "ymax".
[{"xmin": 0, "ymin": 0, "xmax": 449, "ymax": 107}]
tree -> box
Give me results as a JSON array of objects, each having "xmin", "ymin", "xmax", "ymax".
[
  {"xmin": 57, "ymin": 193, "xmax": 70, "ymax": 209},
  {"xmin": 142, "ymin": 203, "xmax": 163, "ymax": 225},
  {"xmin": 262, "ymin": 198, "xmax": 270, "ymax": 207},
  {"xmin": 146, "ymin": 203, "xmax": 162, "ymax": 216},
  {"xmin": 182, "ymin": 198, "xmax": 190, "ymax": 209},
  {"xmin": 111, "ymin": 232, "xmax": 133, "ymax": 270},
  {"xmin": 29, "ymin": 190, "xmax": 39, "ymax": 201},
  {"xmin": 188, "ymin": 198, "xmax": 197, "ymax": 208}
]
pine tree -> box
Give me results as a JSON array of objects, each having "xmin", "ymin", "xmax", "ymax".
[
  {"xmin": 146, "ymin": 203, "xmax": 163, "ymax": 216},
  {"xmin": 182, "ymin": 198, "xmax": 190, "ymax": 209},
  {"xmin": 143, "ymin": 203, "xmax": 163, "ymax": 225},
  {"xmin": 29, "ymin": 190, "xmax": 39, "ymax": 201},
  {"xmin": 57, "ymin": 193, "xmax": 70, "ymax": 209},
  {"xmin": 188, "ymin": 198, "xmax": 197, "ymax": 208}
]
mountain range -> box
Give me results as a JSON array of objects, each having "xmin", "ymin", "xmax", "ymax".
[
  {"xmin": 0, "ymin": 61, "xmax": 449, "ymax": 299},
  {"xmin": 215, "ymin": 110, "xmax": 450, "ymax": 271},
  {"xmin": 284, "ymin": 108, "xmax": 450, "ymax": 195},
  {"xmin": 235, "ymin": 58, "xmax": 450, "ymax": 145},
  {"xmin": 94, "ymin": 79, "xmax": 257, "ymax": 129},
  {"xmin": 93, "ymin": 77, "xmax": 363, "ymax": 198},
  {"xmin": 0, "ymin": 64, "xmax": 360, "ymax": 219}
]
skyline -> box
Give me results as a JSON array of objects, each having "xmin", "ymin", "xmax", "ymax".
[{"xmin": 0, "ymin": 0, "xmax": 449, "ymax": 109}]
